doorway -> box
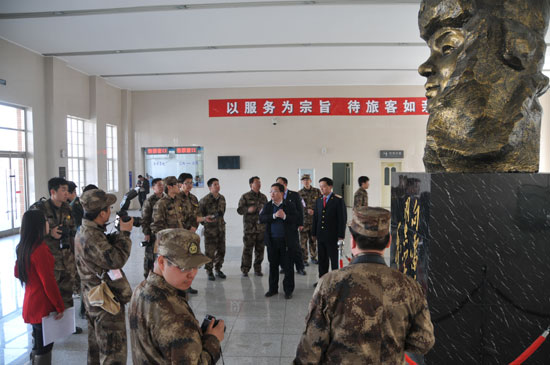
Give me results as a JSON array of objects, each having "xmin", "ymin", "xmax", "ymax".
[
  {"xmin": 0, "ymin": 103, "xmax": 28, "ymax": 237},
  {"xmin": 332, "ymin": 162, "xmax": 353, "ymax": 207},
  {"xmin": 381, "ymin": 162, "xmax": 401, "ymax": 208},
  {"xmin": 0, "ymin": 155, "xmax": 27, "ymax": 236}
]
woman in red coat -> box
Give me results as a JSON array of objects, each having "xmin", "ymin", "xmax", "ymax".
[{"xmin": 15, "ymin": 210, "xmax": 65, "ymax": 365}]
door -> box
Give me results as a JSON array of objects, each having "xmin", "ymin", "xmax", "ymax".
[
  {"xmin": 0, "ymin": 155, "xmax": 26, "ymax": 236},
  {"xmin": 381, "ymin": 162, "xmax": 401, "ymax": 208},
  {"xmin": 332, "ymin": 162, "xmax": 353, "ymax": 207}
]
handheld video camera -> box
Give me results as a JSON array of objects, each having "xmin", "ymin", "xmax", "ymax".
[
  {"xmin": 57, "ymin": 224, "xmax": 72, "ymax": 249},
  {"xmin": 200, "ymin": 314, "xmax": 226, "ymax": 333}
]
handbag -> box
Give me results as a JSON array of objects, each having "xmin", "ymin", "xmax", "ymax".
[{"xmin": 88, "ymin": 280, "xmax": 121, "ymax": 315}]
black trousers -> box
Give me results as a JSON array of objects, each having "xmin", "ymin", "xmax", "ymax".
[
  {"xmin": 267, "ymin": 237, "xmax": 294, "ymax": 295},
  {"xmin": 317, "ymin": 240, "xmax": 338, "ymax": 278},
  {"xmin": 138, "ymin": 192, "xmax": 147, "ymax": 208},
  {"xmin": 32, "ymin": 323, "xmax": 54, "ymax": 355},
  {"xmin": 281, "ymin": 233, "xmax": 304, "ymax": 271}
]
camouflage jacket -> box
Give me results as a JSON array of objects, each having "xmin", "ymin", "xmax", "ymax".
[
  {"xmin": 151, "ymin": 194, "xmax": 186, "ymax": 234},
  {"xmin": 129, "ymin": 272, "xmax": 221, "ymax": 364},
  {"xmin": 199, "ymin": 193, "xmax": 226, "ymax": 230},
  {"xmin": 141, "ymin": 193, "xmax": 164, "ymax": 237},
  {"xmin": 30, "ymin": 198, "xmax": 76, "ymax": 269},
  {"xmin": 75, "ymin": 219, "xmax": 133, "ymax": 312},
  {"xmin": 298, "ymin": 187, "xmax": 322, "ymax": 226},
  {"xmin": 353, "ymin": 188, "xmax": 369, "ymax": 209},
  {"xmin": 70, "ymin": 197, "xmax": 84, "ymax": 228},
  {"xmin": 237, "ymin": 190, "xmax": 267, "ymax": 234},
  {"xmin": 294, "ymin": 254, "xmax": 435, "ymax": 364},
  {"xmin": 181, "ymin": 192, "xmax": 200, "ymax": 230}
]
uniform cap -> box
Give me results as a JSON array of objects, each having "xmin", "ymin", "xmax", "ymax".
[
  {"xmin": 80, "ymin": 189, "xmax": 117, "ymax": 213},
  {"xmin": 301, "ymin": 174, "xmax": 311, "ymax": 180},
  {"xmin": 164, "ymin": 176, "xmax": 178, "ymax": 186},
  {"xmin": 349, "ymin": 207, "xmax": 390, "ymax": 238},
  {"xmin": 157, "ymin": 228, "xmax": 211, "ymax": 269}
]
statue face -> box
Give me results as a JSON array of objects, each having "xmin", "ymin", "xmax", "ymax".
[{"xmin": 418, "ymin": 27, "xmax": 465, "ymax": 109}]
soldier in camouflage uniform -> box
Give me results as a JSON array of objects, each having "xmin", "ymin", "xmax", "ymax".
[
  {"xmin": 151, "ymin": 176, "xmax": 187, "ymax": 239},
  {"xmin": 294, "ymin": 207, "xmax": 435, "ymax": 364},
  {"xmin": 75, "ymin": 189, "xmax": 134, "ymax": 365},
  {"xmin": 199, "ymin": 178, "xmax": 227, "ymax": 281},
  {"xmin": 141, "ymin": 178, "xmax": 164, "ymax": 279},
  {"xmin": 129, "ymin": 228, "xmax": 224, "ymax": 364},
  {"xmin": 237, "ymin": 176, "xmax": 268, "ymax": 276},
  {"xmin": 30, "ymin": 178, "xmax": 78, "ymax": 324},
  {"xmin": 298, "ymin": 174, "xmax": 322, "ymax": 265},
  {"xmin": 178, "ymin": 172, "xmax": 212, "ymax": 294},
  {"xmin": 353, "ymin": 175, "xmax": 369, "ymax": 209}
]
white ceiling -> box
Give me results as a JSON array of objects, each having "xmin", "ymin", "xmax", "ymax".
[{"xmin": 1, "ymin": 0, "xmax": 549, "ymax": 91}]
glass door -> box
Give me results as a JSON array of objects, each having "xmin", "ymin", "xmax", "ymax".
[{"xmin": 0, "ymin": 155, "xmax": 26, "ymax": 236}]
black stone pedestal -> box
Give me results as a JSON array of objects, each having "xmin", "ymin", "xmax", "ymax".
[{"xmin": 391, "ymin": 173, "xmax": 550, "ymax": 365}]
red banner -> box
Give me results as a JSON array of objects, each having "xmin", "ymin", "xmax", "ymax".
[{"xmin": 209, "ymin": 97, "xmax": 428, "ymax": 117}]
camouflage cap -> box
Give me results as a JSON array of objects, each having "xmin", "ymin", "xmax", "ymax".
[
  {"xmin": 164, "ymin": 176, "xmax": 178, "ymax": 186},
  {"xmin": 157, "ymin": 228, "xmax": 211, "ymax": 269},
  {"xmin": 349, "ymin": 206, "xmax": 390, "ymax": 238},
  {"xmin": 80, "ymin": 189, "xmax": 117, "ymax": 213},
  {"xmin": 301, "ymin": 174, "xmax": 311, "ymax": 180}
]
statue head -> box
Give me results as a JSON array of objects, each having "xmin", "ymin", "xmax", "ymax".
[{"xmin": 418, "ymin": 0, "xmax": 550, "ymax": 172}]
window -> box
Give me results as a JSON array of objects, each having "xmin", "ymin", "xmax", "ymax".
[
  {"xmin": 67, "ymin": 116, "xmax": 85, "ymax": 191},
  {"xmin": 106, "ymin": 124, "xmax": 118, "ymax": 192}
]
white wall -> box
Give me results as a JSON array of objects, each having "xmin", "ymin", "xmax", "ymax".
[
  {"xmin": 131, "ymin": 86, "xmax": 429, "ymax": 208},
  {"xmin": 0, "ymin": 38, "xmax": 127, "ymax": 202}
]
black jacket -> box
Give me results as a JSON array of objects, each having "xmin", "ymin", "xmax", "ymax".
[
  {"xmin": 285, "ymin": 190, "xmax": 304, "ymax": 227},
  {"xmin": 259, "ymin": 200, "xmax": 298, "ymax": 248},
  {"xmin": 312, "ymin": 193, "xmax": 347, "ymax": 243}
]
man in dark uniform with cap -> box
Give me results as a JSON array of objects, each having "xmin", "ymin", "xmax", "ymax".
[
  {"xmin": 312, "ymin": 177, "xmax": 347, "ymax": 281},
  {"xmin": 129, "ymin": 228, "xmax": 224, "ymax": 364},
  {"xmin": 294, "ymin": 207, "xmax": 435, "ymax": 363}
]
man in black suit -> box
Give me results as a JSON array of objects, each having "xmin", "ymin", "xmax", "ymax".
[
  {"xmin": 276, "ymin": 177, "xmax": 306, "ymax": 275},
  {"xmin": 312, "ymin": 177, "xmax": 347, "ymax": 280},
  {"xmin": 260, "ymin": 183, "xmax": 298, "ymax": 299}
]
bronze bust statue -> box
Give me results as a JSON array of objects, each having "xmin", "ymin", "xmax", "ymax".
[{"xmin": 418, "ymin": 0, "xmax": 550, "ymax": 172}]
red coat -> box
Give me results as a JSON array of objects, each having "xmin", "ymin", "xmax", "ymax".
[{"xmin": 14, "ymin": 242, "xmax": 65, "ymax": 324}]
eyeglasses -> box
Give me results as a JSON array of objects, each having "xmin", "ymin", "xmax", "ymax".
[
  {"xmin": 165, "ymin": 258, "xmax": 198, "ymax": 273},
  {"xmin": 183, "ymin": 181, "xmax": 193, "ymax": 185}
]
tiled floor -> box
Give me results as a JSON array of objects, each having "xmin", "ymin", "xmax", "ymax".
[{"xmin": 1, "ymin": 207, "xmax": 385, "ymax": 364}]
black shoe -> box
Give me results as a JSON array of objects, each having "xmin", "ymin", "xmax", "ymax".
[
  {"xmin": 242, "ymin": 272, "xmax": 248, "ymax": 277},
  {"xmin": 255, "ymin": 271, "xmax": 263, "ymax": 277},
  {"xmin": 73, "ymin": 326, "xmax": 83, "ymax": 334},
  {"xmin": 216, "ymin": 271, "xmax": 226, "ymax": 279},
  {"xmin": 186, "ymin": 287, "xmax": 198, "ymax": 294},
  {"xmin": 279, "ymin": 268, "xmax": 284, "ymax": 274},
  {"xmin": 304, "ymin": 262, "xmax": 309, "ymax": 267},
  {"xmin": 297, "ymin": 269, "xmax": 306, "ymax": 276},
  {"xmin": 207, "ymin": 272, "xmax": 216, "ymax": 281},
  {"xmin": 285, "ymin": 293, "xmax": 293, "ymax": 299},
  {"xmin": 265, "ymin": 291, "xmax": 278, "ymax": 297},
  {"xmin": 311, "ymin": 259, "xmax": 318, "ymax": 264}
]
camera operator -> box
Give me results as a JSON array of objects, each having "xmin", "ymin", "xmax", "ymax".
[
  {"xmin": 141, "ymin": 177, "xmax": 164, "ymax": 279},
  {"xmin": 29, "ymin": 177, "xmax": 82, "ymax": 334},
  {"xmin": 129, "ymin": 228, "xmax": 224, "ymax": 364},
  {"xmin": 75, "ymin": 189, "xmax": 134, "ymax": 364}
]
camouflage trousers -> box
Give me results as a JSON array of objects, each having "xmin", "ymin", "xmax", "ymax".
[
  {"xmin": 53, "ymin": 248, "xmax": 75, "ymax": 309},
  {"xmin": 300, "ymin": 226, "xmax": 317, "ymax": 262},
  {"xmin": 241, "ymin": 231, "xmax": 265, "ymax": 274},
  {"xmin": 86, "ymin": 306, "xmax": 127, "ymax": 365},
  {"xmin": 143, "ymin": 236, "xmax": 155, "ymax": 279},
  {"xmin": 204, "ymin": 227, "xmax": 226, "ymax": 273}
]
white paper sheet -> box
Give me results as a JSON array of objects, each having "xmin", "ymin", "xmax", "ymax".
[{"xmin": 42, "ymin": 306, "xmax": 75, "ymax": 346}]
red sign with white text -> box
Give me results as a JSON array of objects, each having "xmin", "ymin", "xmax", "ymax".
[{"xmin": 209, "ymin": 97, "xmax": 428, "ymax": 117}]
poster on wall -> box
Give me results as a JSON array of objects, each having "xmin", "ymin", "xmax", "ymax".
[{"xmin": 144, "ymin": 147, "xmax": 204, "ymax": 188}]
